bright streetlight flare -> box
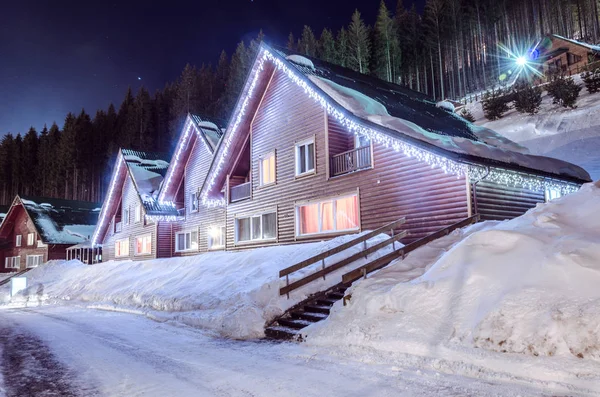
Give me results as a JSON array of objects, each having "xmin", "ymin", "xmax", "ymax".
[{"xmin": 516, "ymin": 56, "xmax": 528, "ymax": 66}]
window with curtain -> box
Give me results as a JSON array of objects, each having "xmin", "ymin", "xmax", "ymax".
[
  {"xmin": 260, "ymin": 152, "xmax": 276, "ymax": 185},
  {"xmin": 135, "ymin": 234, "xmax": 152, "ymax": 255},
  {"xmin": 235, "ymin": 212, "xmax": 276, "ymax": 243},
  {"xmin": 207, "ymin": 226, "xmax": 226, "ymax": 250},
  {"xmin": 295, "ymin": 139, "xmax": 315, "ymax": 175},
  {"xmin": 115, "ymin": 238, "xmax": 130, "ymax": 257},
  {"xmin": 296, "ymin": 193, "xmax": 359, "ymax": 236}
]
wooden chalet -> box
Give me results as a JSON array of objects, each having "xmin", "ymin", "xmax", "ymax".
[
  {"xmin": 158, "ymin": 114, "xmax": 225, "ymax": 255},
  {"xmin": 0, "ymin": 196, "xmax": 99, "ymax": 272},
  {"xmin": 91, "ymin": 149, "xmax": 180, "ymax": 261},
  {"xmin": 185, "ymin": 43, "xmax": 589, "ymax": 250},
  {"xmin": 538, "ymin": 34, "xmax": 600, "ymax": 75}
]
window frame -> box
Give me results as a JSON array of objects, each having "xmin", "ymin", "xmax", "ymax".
[
  {"xmin": 234, "ymin": 210, "xmax": 277, "ymax": 244},
  {"xmin": 295, "ymin": 192, "xmax": 361, "ymax": 238},
  {"xmin": 259, "ymin": 150, "xmax": 276, "ymax": 187},
  {"xmin": 5, "ymin": 256, "xmax": 20, "ymax": 269},
  {"xmin": 545, "ymin": 188, "xmax": 562, "ymax": 202},
  {"xmin": 294, "ymin": 137, "xmax": 316, "ymax": 177},
  {"xmin": 134, "ymin": 234, "xmax": 152, "ymax": 256},
  {"xmin": 15, "ymin": 235, "xmax": 22, "ymax": 247},
  {"xmin": 123, "ymin": 206, "xmax": 130, "ymax": 226},
  {"xmin": 190, "ymin": 192, "xmax": 199, "ymax": 213},
  {"xmin": 207, "ymin": 226, "xmax": 226, "ymax": 251},
  {"xmin": 175, "ymin": 229, "xmax": 199, "ymax": 253},
  {"xmin": 26, "ymin": 255, "xmax": 43, "ymax": 268},
  {"xmin": 134, "ymin": 204, "xmax": 142, "ymax": 223},
  {"xmin": 115, "ymin": 238, "xmax": 130, "ymax": 258},
  {"xmin": 27, "ymin": 232, "xmax": 35, "ymax": 246}
]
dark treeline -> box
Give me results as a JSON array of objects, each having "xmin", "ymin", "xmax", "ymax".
[
  {"xmin": 0, "ymin": 32, "xmax": 264, "ymax": 205},
  {"xmin": 2, "ymin": 0, "xmax": 599, "ymax": 205},
  {"xmin": 288, "ymin": 0, "xmax": 600, "ymax": 100}
]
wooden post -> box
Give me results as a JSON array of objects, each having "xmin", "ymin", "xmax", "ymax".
[
  {"xmin": 363, "ymin": 240, "xmax": 368, "ymax": 258},
  {"xmin": 286, "ymin": 275, "xmax": 289, "ymax": 299},
  {"xmin": 322, "ymin": 258, "xmax": 326, "ymax": 280},
  {"xmin": 391, "ymin": 229, "xmax": 395, "ymax": 250}
]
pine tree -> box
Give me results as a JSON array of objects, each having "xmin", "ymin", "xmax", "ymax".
[
  {"xmin": 298, "ymin": 25, "xmax": 317, "ymax": 57},
  {"xmin": 347, "ymin": 10, "xmax": 371, "ymax": 74},
  {"xmin": 22, "ymin": 127, "xmax": 39, "ymax": 196},
  {"xmin": 224, "ymin": 41, "xmax": 249, "ymax": 114},
  {"xmin": 134, "ymin": 86, "xmax": 154, "ymax": 150},
  {"xmin": 581, "ymin": 69, "xmax": 600, "ymax": 94},
  {"xmin": 287, "ymin": 32, "xmax": 296, "ymax": 51},
  {"xmin": 11, "ymin": 134, "xmax": 23, "ymax": 196},
  {"xmin": 482, "ymin": 89, "xmax": 511, "ymax": 120},
  {"xmin": 335, "ymin": 28, "xmax": 349, "ymax": 67},
  {"xmin": 317, "ymin": 28, "xmax": 336, "ymax": 63},
  {"xmin": 374, "ymin": 0, "xmax": 400, "ymax": 82},
  {"xmin": 0, "ymin": 134, "xmax": 15, "ymax": 203},
  {"xmin": 116, "ymin": 88, "xmax": 137, "ymax": 148},
  {"xmin": 513, "ymin": 81, "xmax": 543, "ymax": 115},
  {"xmin": 547, "ymin": 76, "xmax": 582, "ymax": 108},
  {"xmin": 460, "ymin": 107, "xmax": 476, "ymax": 122}
]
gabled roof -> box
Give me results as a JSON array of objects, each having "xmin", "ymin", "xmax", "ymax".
[
  {"xmin": 552, "ymin": 34, "xmax": 600, "ymax": 53},
  {"xmin": 158, "ymin": 114, "xmax": 223, "ymax": 203},
  {"xmin": 4, "ymin": 196, "xmax": 100, "ymax": 245},
  {"xmin": 199, "ymin": 43, "xmax": 588, "ymax": 206}
]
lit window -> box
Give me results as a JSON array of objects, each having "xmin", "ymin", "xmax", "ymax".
[
  {"xmin": 27, "ymin": 233, "xmax": 35, "ymax": 246},
  {"xmin": 135, "ymin": 234, "xmax": 152, "ymax": 255},
  {"xmin": 26, "ymin": 255, "xmax": 43, "ymax": 268},
  {"xmin": 175, "ymin": 230, "xmax": 198, "ymax": 252},
  {"xmin": 545, "ymin": 189, "xmax": 562, "ymax": 202},
  {"xmin": 191, "ymin": 192, "xmax": 199, "ymax": 212},
  {"xmin": 296, "ymin": 194, "xmax": 359, "ymax": 236},
  {"xmin": 295, "ymin": 138, "xmax": 315, "ymax": 176},
  {"xmin": 115, "ymin": 238, "xmax": 130, "ymax": 257},
  {"xmin": 207, "ymin": 226, "xmax": 226, "ymax": 250},
  {"xmin": 260, "ymin": 151, "xmax": 276, "ymax": 186},
  {"xmin": 235, "ymin": 212, "xmax": 276, "ymax": 243},
  {"xmin": 15, "ymin": 235, "xmax": 22, "ymax": 247},
  {"xmin": 123, "ymin": 207, "xmax": 130, "ymax": 225},
  {"xmin": 134, "ymin": 205, "xmax": 142, "ymax": 223}
]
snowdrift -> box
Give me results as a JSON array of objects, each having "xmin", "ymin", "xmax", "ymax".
[
  {"xmin": 0, "ymin": 233, "xmax": 389, "ymax": 339},
  {"xmin": 305, "ymin": 182, "xmax": 600, "ymax": 361}
]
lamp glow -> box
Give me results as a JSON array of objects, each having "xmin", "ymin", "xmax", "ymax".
[{"xmin": 516, "ymin": 56, "xmax": 528, "ymax": 66}]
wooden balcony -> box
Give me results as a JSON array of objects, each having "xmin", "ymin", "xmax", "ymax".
[
  {"xmin": 230, "ymin": 181, "xmax": 251, "ymax": 203},
  {"xmin": 330, "ymin": 146, "xmax": 372, "ymax": 177}
]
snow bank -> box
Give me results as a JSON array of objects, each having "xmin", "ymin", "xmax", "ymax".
[
  {"xmin": 1, "ymin": 233, "xmax": 390, "ymax": 339},
  {"xmin": 305, "ymin": 182, "xmax": 600, "ymax": 362},
  {"xmin": 436, "ymin": 100, "xmax": 455, "ymax": 113},
  {"xmin": 286, "ymin": 54, "xmax": 315, "ymax": 71}
]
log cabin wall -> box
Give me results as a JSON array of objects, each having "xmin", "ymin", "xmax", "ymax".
[
  {"xmin": 225, "ymin": 69, "xmax": 470, "ymax": 249},
  {"xmin": 171, "ymin": 134, "xmax": 226, "ymax": 256},
  {"xmin": 102, "ymin": 174, "xmax": 157, "ymax": 261},
  {"xmin": 472, "ymin": 180, "xmax": 545, "ymax": 221}
]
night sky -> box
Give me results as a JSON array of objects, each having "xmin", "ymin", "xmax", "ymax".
[{"xmin": 1, "ymin": 0, "xmax": 424, "ymax": 135}]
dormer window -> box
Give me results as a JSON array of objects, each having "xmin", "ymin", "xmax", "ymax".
[{"xmin": 191, "ymin": 192, "xmax": 198, "ymax": 213}]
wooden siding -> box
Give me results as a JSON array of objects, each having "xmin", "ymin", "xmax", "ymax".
[
  {"xmin": 156, "ymin": 222, "xmax": 172, "ymax": 258},
  {"xmin": 0, "ymin": 204, "xmax": 49, "ymax": 272},
  {"xmin": 101, "ymin": 174, "xmax": 158, "ymax": 261},
  {"xmin": 171, "ymin": 132, "xmax": 226, "ymax": 256},
  {"xmin": 472, "ymin": 180, "xmax": 545, "ymax": 221},
  {"xmin": 545, "ymin": 36, "xmax": 596, "ymax": 75},
  {"xmin": 225, "ymin": 69, "xmax": 470, "ymax": 248}
]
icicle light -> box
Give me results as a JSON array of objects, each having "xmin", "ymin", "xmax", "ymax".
[{"xmin": 92, "ymin": 153, "xmax": 124, "ymax": 247}]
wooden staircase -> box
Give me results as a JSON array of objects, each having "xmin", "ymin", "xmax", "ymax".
[
  {"xmin": 265, "ymin": 215, "xmax": 480, "ymax": 340},
  {"xmin": 0, "ymin": 268, "xmax": 32, "ymax": 287}
]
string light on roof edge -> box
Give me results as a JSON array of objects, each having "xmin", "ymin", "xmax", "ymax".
[
  {"xmin": 198, "ymin": 48, "xmax": 580, "ymax": 208},
  {"xmin": 159, "ymin": 119, "xmax": 193, "ymax": 203},
  {"xmin": 92, "ymin": 153, "xmax": 124, "ymax": 247}
]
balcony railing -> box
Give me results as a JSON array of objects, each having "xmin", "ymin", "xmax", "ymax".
[
  {"xmin": 230, "ymin": 181, "xmax": 251, "ymax": 203},
  {"xmin": 330, "ymin": 146, "xmax": 372, "ymax": 177},
  {"xmin": 115, "ymin": 221, "xmax": 122, "ymax": 233}
]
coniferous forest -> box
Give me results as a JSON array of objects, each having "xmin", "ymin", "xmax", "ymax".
[{"xmin": 1, "ymin": 0, "xmax": 599, "ymax": 205}]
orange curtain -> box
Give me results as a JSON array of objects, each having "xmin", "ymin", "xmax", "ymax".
[
  {"xmin": 300, "ymin": 203, "xmax": 319, "ymax": 234},
  {"xmin": 320, "ymin": 201, "xmax": 334, "ymax": 232},
  {"xmin": 336, "ymin": 195, "xmax": 358, "ymax": 230}
]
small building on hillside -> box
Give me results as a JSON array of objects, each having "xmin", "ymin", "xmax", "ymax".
[
  {"xmin": 91, "ymin": 149, "xmax": 181, "ymax": 262},
  {"xmin": 538, "ymin": 34, "xmax": 600, "ymax": 75},
  {"xmin": 187, "ymin": 43, "xmax": 589, "ymax": 250},
  {"xmin": 0, "ymin": 196, "xmax": 100, "ymax": 272}
]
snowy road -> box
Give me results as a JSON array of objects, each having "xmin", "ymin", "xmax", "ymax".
[{"xmin": 0, "ymin": 307, "xmax": 570, "ymax": 397}]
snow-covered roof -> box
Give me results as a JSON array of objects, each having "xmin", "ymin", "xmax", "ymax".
[
  {"xmin": 122, "ymin": 149, "xmax": 178, "ymax": 216},
  {"xmin": 190, "ymin": 114, "xmax": 224, "ymax": 150},
  {"xmin": 552, "ymin": 34, "xmax": 600, "ymax": 52},
  {"xmin": 19, "ymin": 196, "xmax": 100, "ymax": 245},
  {"xmin": 277, "ymin": 48, "xmax": 590, "ymax": 182}
]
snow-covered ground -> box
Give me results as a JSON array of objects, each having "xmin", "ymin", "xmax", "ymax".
[
  {"xmin": 304, "ymin": 181, "xmax": 600, "ymax": 395},
  {"xmin": 0, "ymin": 233, "xmax": 391, "ymax": 339},
  {"xmin": 0, "ymin": 306, "xmax": 579, "ymax": 396},
  {"xmin": 469, "ymin": 75, "xmax": 600, "ymax": 180}
]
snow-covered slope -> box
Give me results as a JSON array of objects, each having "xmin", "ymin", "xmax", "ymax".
[
  {"xmin": 469, "ymin": 76, "xmax": 600, "ymax": 180},
  {"xmin": 0, "ymin": 233, "xmax": 390, "ymax": 339},
  {"xmin": 304, "ymin": 182, "xmax": 600, "ymax": 389}
]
